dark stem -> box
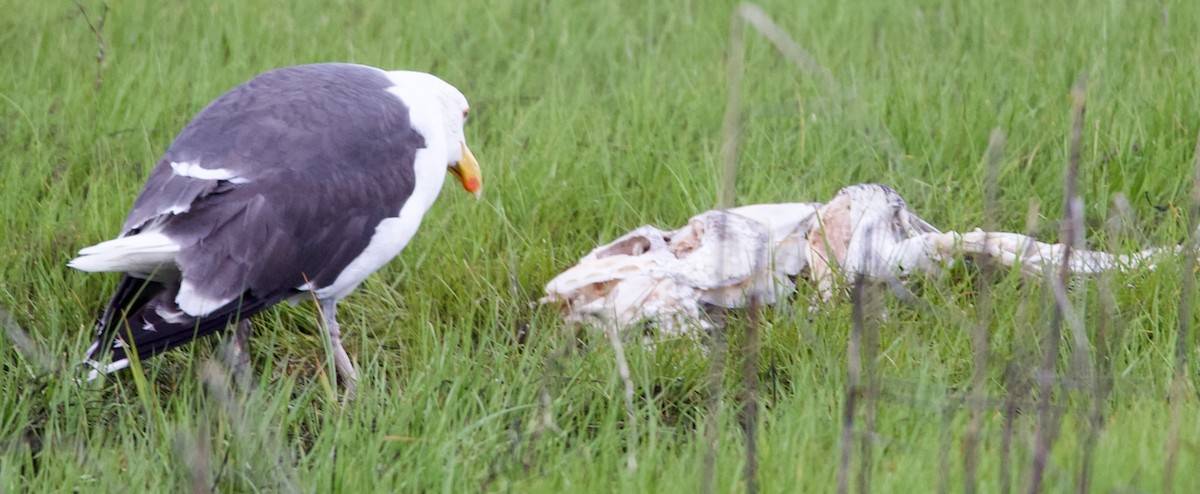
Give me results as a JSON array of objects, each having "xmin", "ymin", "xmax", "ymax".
[
  {"xmin": 858, "ymin": 281, "xmax": 878, "ymax": 494},
  {"xmin": 703, "ymin": 6, "xmax": 747, "ymax": 492},
  {"xmin": 1163, "ymin": 123, "xmax": 1200, "ymax": 492},
  {"xmin": 1030, "ymin": 73, "xmax": 1087, "ymax": 494},
  {"xmin": 740, "ymin": 294, "xmax": 762, "ymax": 494},
  {"xmin": 838, "ymin": 273, "xmax": 866, "ymax": 494},
  {"xmin": 966, "ymin": 129, "xmax": 1004, "ymax": 494},
  {"xmin": 75, "ymin": 1, "xmax": 108, "ymax": 90}
]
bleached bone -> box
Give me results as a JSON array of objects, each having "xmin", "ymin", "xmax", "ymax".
[
  {"xmin": 541, "ymin": 183, "xmax": 1195, "ymax": 334},
  {"xmin": 540, "ymin": 207, "xmax": 815, "ymax": 335},
  {"xmin": 805, "ymin": 184, "xmax": 940, "ymax": 300},
  {"xmin": 906, "ymin": 230, "xmax": 1180, "ymax": 276}
]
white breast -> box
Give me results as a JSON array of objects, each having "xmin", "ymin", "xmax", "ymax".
[{"xmin": 310, "ymin": 73, "xmax": 449, "ymax": 301}]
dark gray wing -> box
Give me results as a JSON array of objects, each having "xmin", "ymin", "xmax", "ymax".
[
  {"xmin": 129, "ymin": 63, "xmax": 426, "ymax": 304},
  {"xmin": 87, "ymin": 63, "xmax": 430, "ymax": 370}
]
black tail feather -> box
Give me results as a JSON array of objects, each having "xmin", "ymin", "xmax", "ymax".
[{"xmin": 86, "ymin": 275, "xmax": 293, "ymax": 374}]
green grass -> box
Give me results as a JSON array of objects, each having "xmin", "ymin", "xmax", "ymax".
[{"xmin": 2, "ymin": 0, "xmax": 1199, "ymax": 491}]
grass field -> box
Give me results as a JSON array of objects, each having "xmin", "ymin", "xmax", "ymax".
[{"xmin": 2, "ymin": 0, "xmax": 1199, "ymax": 491}]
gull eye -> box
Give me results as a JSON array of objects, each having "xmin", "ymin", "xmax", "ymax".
[{"xmin": 462, "ymin": 109, "xmax": 469, "ymax": 123}]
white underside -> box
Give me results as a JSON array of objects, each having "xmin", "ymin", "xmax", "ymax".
[
  {"xmin": 307, "ymin": 69, "xmax": 451, "ymax": 302},
  {"xmin": 312, "ymin": 150, "xmax": 445, "ymax": 301}
]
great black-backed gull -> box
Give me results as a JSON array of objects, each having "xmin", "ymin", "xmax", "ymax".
[{"xmin": 69, "ymin": 63, "xmax": 482, "ymax": 391}]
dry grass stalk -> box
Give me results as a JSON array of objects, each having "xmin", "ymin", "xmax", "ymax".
[
  {"xmin": 1163, "ymin": 125, "xmax": 1200, "ymax": 492},
  {"xmin": 1, "ymin": 305, "xmax": 56, "ymax": 376},
  {"xmin": 838, "ymin": 272, "xmax": 866, "ymax": 494},
  {"xmin": 75, "ymin": 1, "xmax": 107, "ymax": 90},
  {"xmin": 740, "ymin": 294, "xmax": 762, "ymax": 494},
  {"xmin": 1030, "ymin": 73, "xmax": 1088, "ymax": 494},
  {"xmin": 734, "ymin": 3, "xmax": 904, "ymax": 163},
  {"xmin": 603, "ymin": 323, "xmax": 638, "ymax": 471},
  {"xmin": 965, "ymin": 128, "xmax": 1005, "ymax": 494}
]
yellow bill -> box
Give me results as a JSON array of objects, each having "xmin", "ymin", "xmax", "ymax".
[{"xmin": 449, "ymin": 142, "xmax": 482, "ymax": 199}]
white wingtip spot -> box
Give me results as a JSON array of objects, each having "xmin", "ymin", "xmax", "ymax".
[
  {"xmin": 84, "ymin": 340, "xmax": 100, "ymax": 359},
  {"xmin": 155, "ymin": 304, "xmax": 190, "ymax": 324},
  {"xmin": 82, "ymin": 357, "xmax": 131, "ymax": 381},
  {"xmin": 163, "ymin": 204, "xmax": 191, "ymax": 215},
  {"xmin": 170, "ymin": 161, "xmax": 249, "ymax": 183}
]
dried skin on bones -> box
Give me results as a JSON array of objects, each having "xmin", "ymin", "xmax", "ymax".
[{"xmin": 540, "ymin": 184, "xmax": 1189, "ymax": 334}]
